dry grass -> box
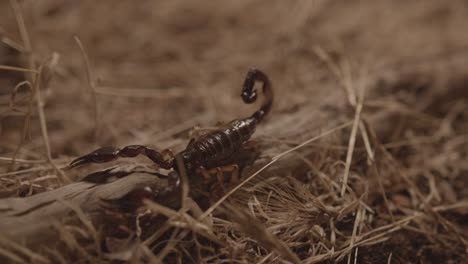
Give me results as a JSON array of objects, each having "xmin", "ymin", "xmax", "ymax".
[{"xmin": 1, "ymin": 0, "xmax": 468, "ymax": 263}]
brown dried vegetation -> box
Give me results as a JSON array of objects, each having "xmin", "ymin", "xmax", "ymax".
[{"xmin": 0, "ymin": 0, "xmax": 467, "ymax": 263}]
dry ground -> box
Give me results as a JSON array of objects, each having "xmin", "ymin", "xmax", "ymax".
[{"xmin": 0, "ymin": 0, "xmax": 467, "ymax": 263}]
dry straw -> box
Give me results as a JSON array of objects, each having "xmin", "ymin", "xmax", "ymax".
[{"xmin": 0, "ymin": 0, "xmax": 467, "ymax": 263}]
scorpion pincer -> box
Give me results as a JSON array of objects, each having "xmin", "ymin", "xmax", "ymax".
[{"xmin": 70, "ymin": 68, "xmax": 273, "ymax": 199}]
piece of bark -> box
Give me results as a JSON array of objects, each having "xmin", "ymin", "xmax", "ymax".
[{"xmin": 0, "ymin": 166, "xmax": 174, "ymax": 246}]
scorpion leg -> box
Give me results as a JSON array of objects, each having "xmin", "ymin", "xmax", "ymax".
[
  {"xmin": 234, "ymin": 140, "xmax": 261, "ymax": 169},
  {"xmin": 217, "ymin": 164, "xmax": 240, "ymax": 189},
  {"xmin": 155, "ymin": 171, "xmax": 182, "ymax": 207},
  {"xmin": 69, "ymin": 145, "xmax": 174, "ymax": 169},
  {"xmin": 197, "ymin": 166, "xmax": 213, "ymax": 185},
  {"xmin": 198, "ymin": 164, "xmax": 240, "ymax": 195},
  {"xmin": 241, "ymin": 140, "xmax": 258, "ymax": 150},
  {"xmin": 158, "ymin": 171, "xmax": 181, "ymax": 198}
]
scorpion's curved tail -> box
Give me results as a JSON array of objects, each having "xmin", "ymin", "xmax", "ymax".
[{"xmin": 241, "ymin": 68, "xmax": 273, "ymax": 123}]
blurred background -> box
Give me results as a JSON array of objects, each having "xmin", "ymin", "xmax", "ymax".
[{"xmin": 1, "ymin": 0, "xmax": 467, "ymax": 156}]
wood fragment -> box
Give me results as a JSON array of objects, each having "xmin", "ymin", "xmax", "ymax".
[{"xmin": 0, "ymin": 166, "xmax": 172, "ymax": 246}]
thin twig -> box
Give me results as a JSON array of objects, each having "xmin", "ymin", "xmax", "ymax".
[
  {"xmin": 74, "ymin": 36, "xmax": 99, "ymax": 141},
  {"xmin": 0, "ymin": 65, "xmax": 38, "ymax": 73},
  {"xmin": 0, "ymin": 156, "xmax": 46, "ymax": 164},
  {"xmin": 347, "ymin": 205, "xmax": 362, "ymax": 264},
  {"xmin": 0, "ymin": 27, "xmax": 25, "ymax": 52},
  {"xmin": 9, "ymin": 80, "xmax": 34, "ymax": 168},
  {"xmin": 341, "ymin": 100, "xmax": 362, "ymax": 196}
]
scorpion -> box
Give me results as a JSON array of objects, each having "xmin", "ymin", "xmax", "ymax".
[{"xmin": 70, "ymin": 68, "xmax": 273, "ymax": 201}]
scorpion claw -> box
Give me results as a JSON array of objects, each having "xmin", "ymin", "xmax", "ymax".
[
  {"xmin": 69, "ymin": 156, "xmax": 88, "ymax": 168},
  {"xmin": 69, "ymin": 146, "xmax": 119, "ymax": 168}
]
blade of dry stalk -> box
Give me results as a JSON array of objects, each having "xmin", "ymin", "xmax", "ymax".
[
  {"xmin": 57, "ymin": 199, "xmax": 102, "ymax": 257},
  {"xmin": 358, "ymin": 121, "xmax": 374, "ymax": 162},
  {"xmin": 0, "ymin": 64, "xmax": 38, "ymax": 73},
  {"xmin": 74, "ymin": 36, "xmax": 99, "ymax": 141},
  {"xmin": 175, "ymin": 154, "xmax": 190, "ymax": 210},
  {"xmin": 0, "ymin": 234, "xmax": 49, "ymax": 263},
  {"xmin": 314, "ymin": 47, "xmax": 369, "ymax": 197},
  {"xmin": 144, "ymin": 201, "xmax": 219, "ymax": 243},
  {"xmin": 154, "ymin": 226, "xmax": 180, "ymax": 263},
  {"xmin": 0, "ymin": 157, "xmax": 46, "ymax": 164},
  {"xmin": 9, "ymin": 80, "xmax": 34, "ymax": 167},
  {"xmin": 35, "ymin": 63, "xmax": 70, "ymax": 183},
  {"xmin": 52, "ymin": 222, "xmax": 93, "ymax": 261},
  {"xmin": 9, "ymin": 0, "xmax": 31, "ymax": 54},
  {"xmin": 341, "ymin": 101, "xmax": 362, "ymax": 196},
  {"xmin": 0, "ymin": 30, "xmax": 25, "ymax": 52},
  {"xmin": 0, "ymin": 246, "xmax": 24, "ymax": 263},
  {"xmin": 347, "ymin": 205, "xmax": 363, "ymax": 264},
  {"xmin": 225, "ymin": 204, "xmax": 301, "ymax": 264},
  {"xmin": 143, "ymin": 151, "xmax": 203, "ymax": 262}
]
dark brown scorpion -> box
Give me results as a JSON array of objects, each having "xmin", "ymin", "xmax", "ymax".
[{"xmin": 70, "ymin": 68, "xmax": 273, "ymax": 200}]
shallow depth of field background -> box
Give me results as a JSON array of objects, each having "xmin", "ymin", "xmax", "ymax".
[{"xmin": 1, "ymin": 0, "xmax": 467, "ymax": 263}]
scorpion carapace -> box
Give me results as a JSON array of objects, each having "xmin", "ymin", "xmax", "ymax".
[{"xmin": 69, "ymin": 68, "xmax": 273, "ymax": 200}]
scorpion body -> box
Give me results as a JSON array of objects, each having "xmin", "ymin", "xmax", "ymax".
[
  {"xmin": 179, "ymin": 118, "xmax": 258, "ymax": 171},
  {"xmin": 70, "ymin": 69, "xmax": 272, "ymax": 199},
  {"xmin": 178, "ymin": 68, "xmax": 272, "ymax": 173}
]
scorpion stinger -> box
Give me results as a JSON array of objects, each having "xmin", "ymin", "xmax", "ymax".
[{"xmin": 241, "ymin": 68, "xmax": 273, "ymax": 122}]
